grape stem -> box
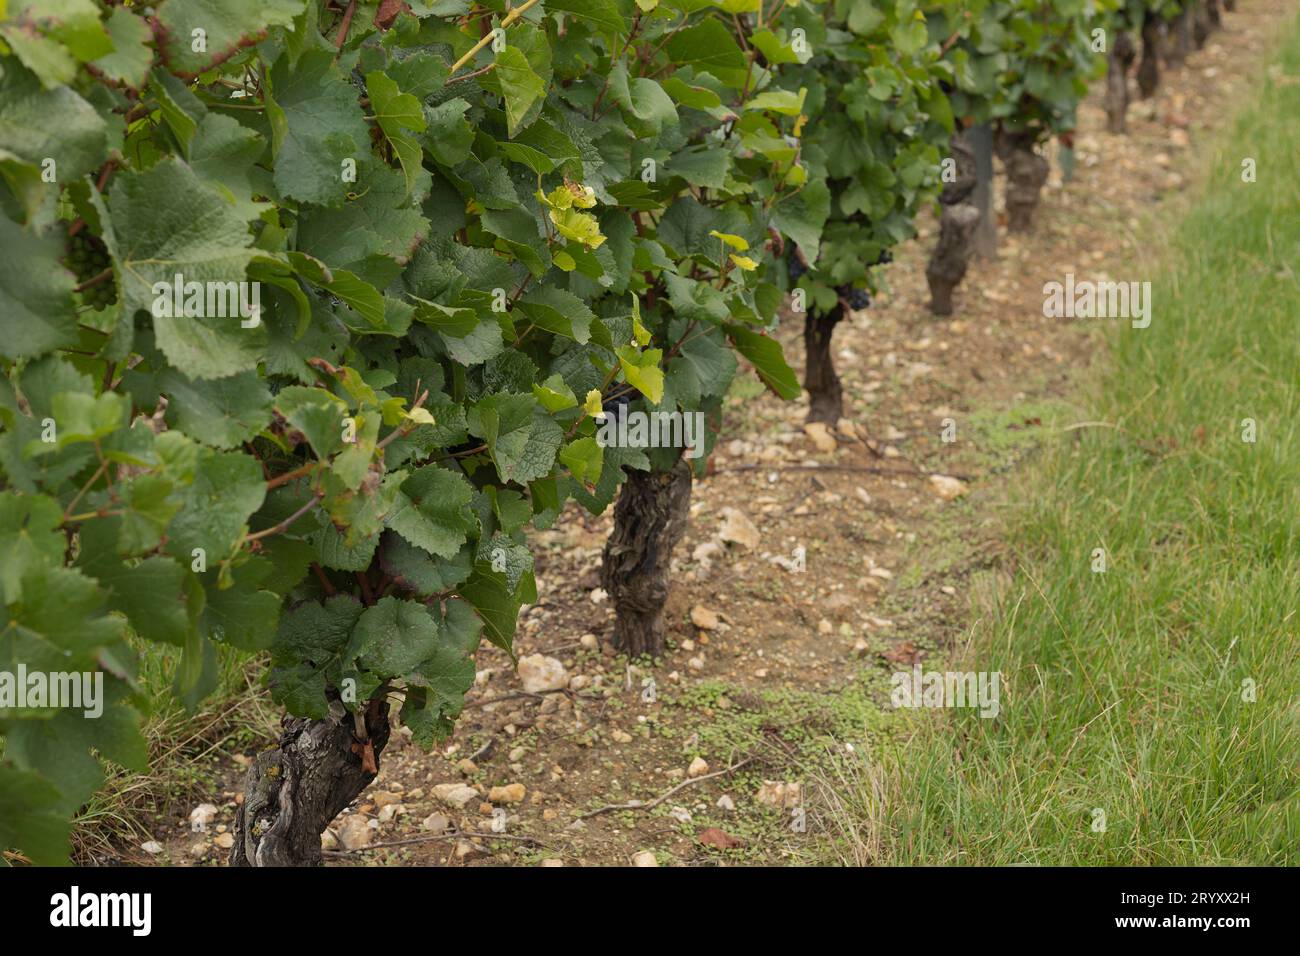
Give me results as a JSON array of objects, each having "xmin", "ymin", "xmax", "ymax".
[
  {"xmin": 74, "ymin": 267, "xmax": 113, "ymax": 293},
  {"xmin": 244, "ymin": 493, "xmax": 324, "ymax": 544},
  {"xmin": 334, "ymin": 0, "xmax": 359, "ymax": 56}
]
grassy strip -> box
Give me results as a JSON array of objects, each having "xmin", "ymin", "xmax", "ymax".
[
  {"xmin": 823, "ymin": 17, "xmax": 1300, "ymax": 866},
  {"xmin": 70, "ymin": 646, "xmax": 275, "ymax": 863}
]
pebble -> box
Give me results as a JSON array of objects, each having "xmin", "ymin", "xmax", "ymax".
[
  {"xmin": 755, "ymin": 781, "xmax": 803, "ymax": 809},
  {"xmin": 690, "ymin": 605, "xmax": 720, "ymax": 630},
  {"xmin": 718, "ymin": 507, "xmax": 761, "ymax": 550},
  {"xmin": 141, "ymin": 841, "xmax": 164, "ymax": 855},
  {"xmin": 929, "ymin": 474, "xmax": 968, "ymax": 500},
  {"xmin": 632, "ymin": 851, "xmax": 659, "ymax": 867},
  {"xmin": 489, "ymin": 783, "xmax": 527, "ymax": 804},
  {"xmin": 189, "ymin": 803, "xmax": 219, "ymax": 833},
  {"xmin": 433, "ymin": 783, "xmax": 480, "ymax": 808},
  {"xmin": 687, "ymin": 757, "xmax": 709, "ymax": 778},
  {"xmin": 802, "ymin": 421, "xmax": 838, "ymax": 453},
  {"xmin": 517, "ymin": 654, "xmax": 569, "ymax": 693},
  {"xmin": 455, "ymin": 840, "xmax": 486, "ymax": 861},
  {"xmin": 337, "ymin": 815, "xmax": 373, "ymax": 850},
  {"xmin": 693, "ymin": 539, "xmax": 724, "ymax": 565},
  {"xmin": 421, "ymin": 813, "xmax": 451, "ymax": 833}
]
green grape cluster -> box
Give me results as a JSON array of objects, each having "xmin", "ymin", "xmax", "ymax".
[{"xmin": 65, "ymin": 229, "xmax": 117, "ymax": 309}]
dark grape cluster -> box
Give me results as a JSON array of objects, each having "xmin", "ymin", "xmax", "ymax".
[
  {"xmin": 66, "ymin": 231, "xmax": 117, "ymax": 309},
  {"xmin": 787, "ymin": 254, "xmax": 808, "ymax": 284},
  {"xmin": 839, "ymin": 285, "xmax": 872, "ymax": 310},
  {"xmin": 602, "ymin": 387, "xmax": 642, "ymax": 421},
  {"xmin": 875, "ymin": 248, "xmax": 894, "ymax": 266}
]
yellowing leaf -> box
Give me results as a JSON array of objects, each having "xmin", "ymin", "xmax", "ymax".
[
  {"xmin": 709, "ymin": 229, "xmax": 749, "ymax": 252},
  {"xmin": 553, "ymin": 249, "xmax": 577, "ymax": 271},
  {"xmin": 615, "ymin": 345, "xmax": 665, "ymax": 405},
  {"xmin": 533, "ymin": 375, "xmax": 578, "ymax": 412},
  {"xmin": 542, "ymin": 181, "xmax": 596, "ymax": 211},
  {"xmin": 729, "ymin": 254, "xmax": 758, "ymax": 271},
  {"xmin": 631, "ymin": 295, "xmax": 651, "ymax": 346},
  {"xmin": 568, "ymin": 182, "xmax": 597, "ymax": 208},
  {"xmin": 381, "ymin": 396, "xmax": 408, "ymax": 426},
  {"xmin": 541, "ymin": 185, "xmax": 574, "ymax": 210},
  {"xmin": 550, "ymin": 207, "xmax": 606, "ymax": 249},
  {"xmin": 583, "ymin": 389, "xmax": 605, "ymax": 419},
  {"xmin": 405, "ymin": 407, "xmax": 437, "ymax": 426}
]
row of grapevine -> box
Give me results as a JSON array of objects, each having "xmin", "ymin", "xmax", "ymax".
[{"xmin": 0, "ymin": 0, "xmax": 1230, "ymax": 866}]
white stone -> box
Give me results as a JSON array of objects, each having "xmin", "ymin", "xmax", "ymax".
[
  {"xmin": 337, "ymin": 815, "xmax": 373, "ymax": 850},
  {"xmin": 433, "ymin": 783, "xmax": 480, "ymax": 809},
  {"xmin": 189, "ymin": 803, "xmax": 219, "ymax": 833},
  {"xmin": 518, "ymin": 654, "xmax": 569, "ymax": 693},
  {"xmin": 929, "ymin": 474, "xmax": 968, "ymax": 500}
]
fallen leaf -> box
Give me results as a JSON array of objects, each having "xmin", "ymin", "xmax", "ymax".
[
  {"xmin": 882, "ymin": 641, "xmax": 922, "ymax": 666},
  {"xmin": 698, "ymin": 827, "xmax": 743, "ymax": 850}
]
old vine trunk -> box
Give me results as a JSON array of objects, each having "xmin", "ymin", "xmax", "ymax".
[
  {"xmin": 803, "ymin": 305, "xmax": 845, "ymax": 424},
  {"xmin": 1105, "ymin": 32, "xmax": 1138, "ymax": 133},
  {"xmin": 927, "ymin": 131, "xmax": 979, "ymax": 315},
  {"xmin": 1137, "ymin": 13, "xmax": 1162, "ymax": 98},
  {"xmin": 997, "ymin": 129, "xmax": 1049, "ymax": 233},
  {"xmin": 230, "ymin": 697, "xmax": 390, "ymax": 866},
  {"xmin": 602, "ymin": 459, "xmax": 693, "ymax": 658}
]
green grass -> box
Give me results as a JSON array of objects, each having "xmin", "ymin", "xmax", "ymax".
[
  {"xmin": 821, "ymin": 18, "xmax": 1300, "ymax": 866},
  {"xmin": 70, "ymin": 643, "xmax": 275, "ymax": 863}
]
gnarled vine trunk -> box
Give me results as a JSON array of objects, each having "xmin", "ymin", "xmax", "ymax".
[
  {"xmin": 926, "ymin": 131, "xmax": 979, "ymax": 315},
  {"xmin": 1105, "ymin": 31, "xmax": 1138, "ymax": 133},
  {"xmin": 1166, "ymin": 9, "xmax": 1192, "ymax": 66},
  {"xmin": 1193, "ymin": 1, "xmax": 1211, "ymax": 48},
  {"xmin": 602, "ymin": 458, "xmax": 693, "ymax": 658},
  {"xmin": 969, "ymin": 123, "xmax": 997, "ymax": 258},
  {"xmin": 803, "ymin": 305, "xmax": 845, "ymax": 424},
  {"xmin": 230, "ymin": 696, "xmax": 390, "ymax": 866},
  {"xmin": 996, "ymin": 129, "xmax": 1049, "ymax": 233},
  {"xmin": 1136, "ymin": 12, "xmax": 1162, "ymax": 98}
]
